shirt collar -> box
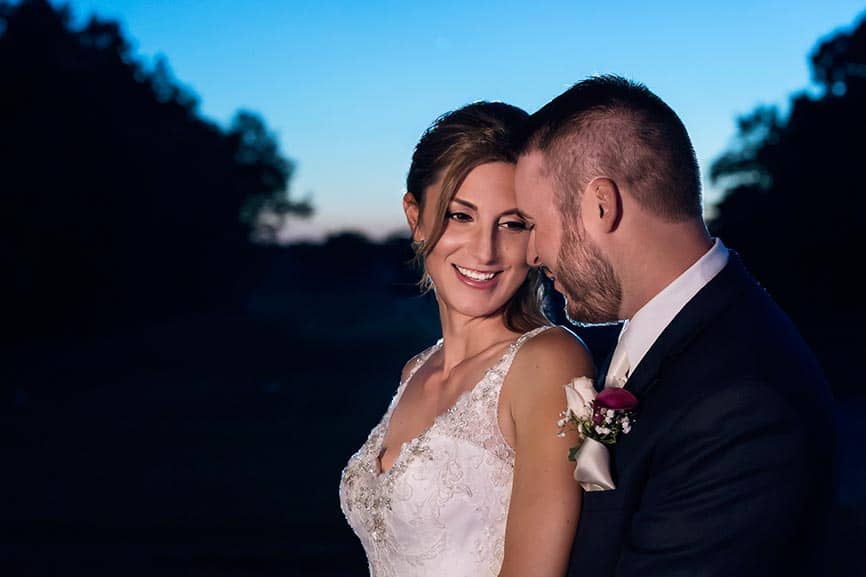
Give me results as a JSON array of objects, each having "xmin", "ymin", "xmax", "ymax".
[{"xmin": 618, "ymin": 238, "xmax": 729, "ymax": 373}]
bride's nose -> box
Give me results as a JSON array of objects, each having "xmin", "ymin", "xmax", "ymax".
[{"xmin": 468, "ymin": 224, "xmax": 497, "ymax": 263}]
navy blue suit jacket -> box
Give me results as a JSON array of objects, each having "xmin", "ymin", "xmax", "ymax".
[{"xmin": 567, "ymin": 252, "xmax": 835, "ymax": 577}]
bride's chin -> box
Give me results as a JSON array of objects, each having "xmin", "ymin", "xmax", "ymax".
[{"xmin": 443, "ymin": 298, "xmax": 510, "ymax": 320}]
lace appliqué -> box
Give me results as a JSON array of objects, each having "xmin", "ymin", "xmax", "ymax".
[{"xmin": 338, "ymin": 326, "xmax": 551, "ymax": 577}]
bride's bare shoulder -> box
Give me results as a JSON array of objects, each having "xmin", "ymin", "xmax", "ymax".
[
  {"xmin": 522, "ymin": 325, "xmax": 592, "ymax": 362},
  {"xmin": 511, "ymin": 325, "xmax": 595, "ymax": 382}
]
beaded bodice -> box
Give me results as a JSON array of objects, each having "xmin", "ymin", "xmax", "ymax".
[{"xmin": 338, "ymin": 326, "xmax": 551, "ymax": 577}]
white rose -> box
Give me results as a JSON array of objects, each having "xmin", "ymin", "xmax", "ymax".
[{"xmin": 564, "ymin": 376, "xmax": 596, "ymax": 420}]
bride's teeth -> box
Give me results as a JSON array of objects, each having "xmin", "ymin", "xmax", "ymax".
[{"xmin": 456, "ymin": 266, "xmax": 496, "ymax": 281}]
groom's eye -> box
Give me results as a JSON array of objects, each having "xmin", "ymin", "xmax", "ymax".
[{"xmin": 500, "ymin": 220, "xmax": 528, "ymax": 231}]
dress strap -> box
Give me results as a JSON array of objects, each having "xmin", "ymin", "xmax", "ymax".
[
  {"xmin": 383, "ymin": 339, "xmax": 443, "ymax": 419},
  {"xmin": 401, "ymin": 339, "xmax": 443, "ymax": 387},
  {"xmin": 516, "ymin": 324, "xmax": 553, "ymax": 346},
  {"xmin": 496, "ymin": 325, "xmax": 555, "ymax": 375}
]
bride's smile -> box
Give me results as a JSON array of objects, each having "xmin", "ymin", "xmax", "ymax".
[{"xmin": 453, "ymin": 264, "xmax": 500, "ymax": 283}]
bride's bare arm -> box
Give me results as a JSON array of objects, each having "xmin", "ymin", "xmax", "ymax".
[{"xmin": 498, "ymin": 327, "xmax": 594, "ymax": 577}]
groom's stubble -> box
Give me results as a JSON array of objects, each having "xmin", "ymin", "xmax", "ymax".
[{"xmin": 557, "ymin": 209, "xmax": 622, "ymax": 326}]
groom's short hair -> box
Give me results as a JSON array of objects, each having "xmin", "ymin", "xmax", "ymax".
[{"xmin": 520, "ymin": 75, "xmax": 703, "ymax": 221}]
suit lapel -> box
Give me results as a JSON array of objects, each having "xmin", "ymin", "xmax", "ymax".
[{"xmin": 622, "ymin": 252, "xmax": 751, "ymax": 400}]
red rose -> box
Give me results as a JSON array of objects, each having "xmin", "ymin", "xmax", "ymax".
[{"xmin": 595, "ymin": 387, "xmax": 639, "ymax": 411}]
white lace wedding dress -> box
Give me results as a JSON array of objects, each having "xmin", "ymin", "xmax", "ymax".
[{"xmin": 339, "ymin": 326, "xmax": 551, "ymax": 577}]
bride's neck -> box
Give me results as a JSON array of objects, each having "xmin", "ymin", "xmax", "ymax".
[{"xmin": 437, "ymin": 310, "xmax": 518, "ymax": 376}]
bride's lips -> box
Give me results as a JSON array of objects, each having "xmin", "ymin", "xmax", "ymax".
[{"xmin": 453, "ymin": 264, "xmax": 502, "ymax": 289}]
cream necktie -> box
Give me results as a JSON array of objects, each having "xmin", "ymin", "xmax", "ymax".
[{"xmin": 604, "ymin": 325, "xmax": 631, "ymax": 388}]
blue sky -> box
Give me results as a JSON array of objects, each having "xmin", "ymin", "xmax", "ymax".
[{"xmin": 58, "ymin": 0, "xmax": 865, "ymax": 241}]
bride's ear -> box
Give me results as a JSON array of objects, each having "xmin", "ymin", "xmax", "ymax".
[{"xmin": 403, "ymin": 192, "xmax": 423, "ymax": 241}]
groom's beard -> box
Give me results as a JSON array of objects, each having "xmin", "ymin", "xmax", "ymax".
[{"xmin": 557, "ymin": 222, "xmax": 622, "ymax": 325}]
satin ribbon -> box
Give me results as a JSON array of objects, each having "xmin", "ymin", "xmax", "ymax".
[{"xmin": 573, "ymin": 437, "xmax": 616, "ymax": 492}]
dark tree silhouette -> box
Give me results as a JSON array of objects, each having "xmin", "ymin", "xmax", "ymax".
[
  {"xmin": 232, "ymin": 111, "xmax": 314, "ymax": 244},
  {"xmin": 709, "ymin": 12, "xmax": 866, "ymax": 396},
  {"xmin": 0, "ymin": 0, "xmax": 310, "ymax": 348}
]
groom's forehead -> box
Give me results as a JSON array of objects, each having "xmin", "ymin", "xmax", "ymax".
[
  {"xmin": 516, "ymin": 151, "xmax": 552, "ymax": 195},
  {"xmin": 517, "ymin": 149, "xmax": 545, "ymax": 171}
]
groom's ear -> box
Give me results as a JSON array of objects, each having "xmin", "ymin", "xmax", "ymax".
[
  {"xmin": 403, "ymin": 192, "xmax": 423, "ymax": 241},
  {"xmin": 583, "ymin": 177, "xmax": 621, "ymax": 234}
]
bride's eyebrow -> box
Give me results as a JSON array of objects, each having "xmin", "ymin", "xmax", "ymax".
[
  {"xmin": 451, "ymin": 198, "xmax": 525, "ymax": 219},
  {"xmin": 451, "ymin": 198, "xmax": 477, "ymax": 210}
]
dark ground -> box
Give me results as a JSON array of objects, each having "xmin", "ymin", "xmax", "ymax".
[{"xmin": 2, "ymin": 294, "xmax": 864, "ymax": 577}]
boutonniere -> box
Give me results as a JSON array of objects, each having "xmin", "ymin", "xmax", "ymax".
[{"xmin": 557, "ymin": 377, "xmax": 639, "ymax": 491}]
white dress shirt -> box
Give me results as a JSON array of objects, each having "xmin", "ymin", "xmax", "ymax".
[{"xmin": 605, "ymin": 238, "xmax": 730, "ymax": 387}]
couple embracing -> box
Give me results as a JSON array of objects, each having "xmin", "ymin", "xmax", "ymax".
[{"xmin": 339, "ymin": 75, "xmax": 835, "ymax": 577}]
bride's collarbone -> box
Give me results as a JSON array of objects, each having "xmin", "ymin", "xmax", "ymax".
[
  {"xmin": 382, "ymin": 341, "xmax": 513, "ymax": 453},
  {"xmin": 416, "ymin": 342, "xmax": 509, "ymax": 405}
]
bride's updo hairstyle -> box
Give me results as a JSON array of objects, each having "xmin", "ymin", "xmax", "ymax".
[{"xmin": 406, "ymin": 101, "xmax": 549, "ymax": 333}]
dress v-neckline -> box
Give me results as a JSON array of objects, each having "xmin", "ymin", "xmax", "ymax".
[{"xmin": 375, "ymin": 329, "xmax": 546, "ymax": 478}]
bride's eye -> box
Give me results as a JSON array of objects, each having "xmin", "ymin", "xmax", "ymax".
[{"xmin": 446, "ymin": 211, "xmax": 472, "ymax": 223}]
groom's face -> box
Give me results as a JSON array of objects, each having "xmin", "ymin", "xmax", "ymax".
[
  {"xmin": 515, "ymin": 151, "xmax": 622, "ymax": 324},
  {"xmin": 514, "ymin": 151, "xmax": 562, "ymax": 283}
]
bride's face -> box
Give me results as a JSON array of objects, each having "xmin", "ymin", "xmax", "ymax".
[{"xmin": 409, "ymin": 162, "xmax": 532, "ymax": 321}]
